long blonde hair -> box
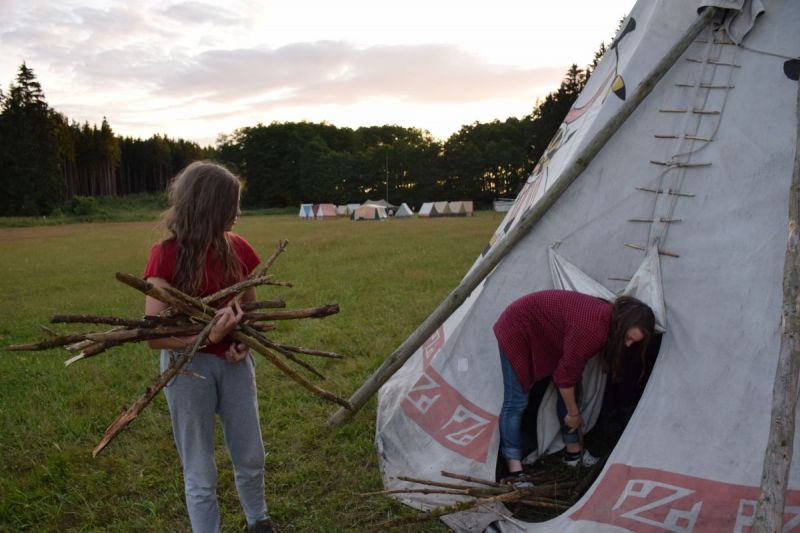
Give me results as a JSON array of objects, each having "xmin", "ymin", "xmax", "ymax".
[{"xmin": 160, "ymin": 161, "xmax": 243, "ymax": 295}]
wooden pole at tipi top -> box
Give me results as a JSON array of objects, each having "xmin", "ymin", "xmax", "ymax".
[
  {"xmin": 328, "ymin": 7, "xmax": 718, "ymax": 426},
  {"xmin": 753, "ymin": 74, "xmax": 800, "ymax": 530}
]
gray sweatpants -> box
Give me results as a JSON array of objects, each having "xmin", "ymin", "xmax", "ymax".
[{"xmin": 161, "ymin": 351, "xmax": 268, "ymax": 533}]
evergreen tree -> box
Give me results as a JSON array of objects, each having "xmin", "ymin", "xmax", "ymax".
[{"xmin": 0, "ymin": 63, "xmax": 63, "ymax": 215}]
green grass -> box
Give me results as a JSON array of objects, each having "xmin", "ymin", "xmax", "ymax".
[{"xmin": 0, "ymin": 213, "xmax": 505, "ymax": 532}]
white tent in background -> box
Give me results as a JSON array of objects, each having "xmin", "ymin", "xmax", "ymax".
[
  {"xmin": 298, "ymin": 203, "xmax": 314, "ymax": 219},
  {"xmin": 395, "ymin": 203, "xmax": 414, "ymax": 218},
  {"xmin": 336, "ymin": 205, "xmax": 348, "ymax": 216},
  {"xmin": 351, "ymin": 204, "xmax": 388, "ymax": 221},
  {"xmin": 370, "ymin": 2, "xmax": 800, "ymax": 531},
  {"xmin": 493, "ymin": 198, "xmax": 515, "ymax": 212},
  {"xmin": 463, "ymin": 201, "xmax": 474, "ymax": 216},
  {"xmin": 447, "ymin": 201, "xmax": 464, "ymax": 216},
  {"xmin": 418, "ymin": 202, "xmax": 435, "ymax": 217},
  {"xmin": 314, "ymin": 203, "xmax": 337, "ymax": 219},
  {"xmin": 347, "ymin": 203, "xmax": 361, "ymax": 215},
  {"xmin": 432, "ymin": 201, "xmax": 449, "ymax": 217},
  {"xmin": 364, "ymin": 198, "xmax": 397, "ymax": 209}
]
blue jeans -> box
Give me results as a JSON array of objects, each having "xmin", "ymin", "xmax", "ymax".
[{"xmin": 498, "ymin": 348, "xmax": 579, "ymax": 461}]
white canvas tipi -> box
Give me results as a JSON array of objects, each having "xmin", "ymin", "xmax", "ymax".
[{"xmin": 369, "ymin": 1, "xmax": 800, "ymax": 531}]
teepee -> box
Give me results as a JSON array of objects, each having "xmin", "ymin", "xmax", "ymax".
[{"xmin": 332, "ymin": 1, "xmax": 800, "ymax": 531}]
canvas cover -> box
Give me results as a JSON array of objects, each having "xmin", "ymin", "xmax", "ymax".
[
  {"xmin": 419, "ymin": 202, "xmax": 435, "ymax": 217},
  {"xmin": 352, "ymin": 204, "xmax": 388, "ymax": 221},
  {"xmin": 448, "ymin": 201, "xmax": 465, "ymax": 215},
  {"xmin": 395, "ymin": 203, "xmax": 414, "ymax": 218},
  {"xmin": 493, "ymin": 199, "xmax": 515, "ymax": 212},
  {"xmin": 433, "ymin": 201, "xmax": 450, "ymax": 216},
  {"xmin": 298, "ymin": 203, "xmax": 314, "ymax": 219},
  {"xmin": 336, "ymin": 205, "xmax": 348, "ymax": 216},
  {"xmin": 376, "ymin": 1, "xmax": 800, "ymax": 531},
  {"xmin": 315, "ymin": 203, "xmax": 337, "ymax": 218}
]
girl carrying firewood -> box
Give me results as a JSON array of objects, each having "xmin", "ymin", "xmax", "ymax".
[
  {"xmin": 494, "ymin": 289, "xmax": 655, "ymax": 484},
  {"xmin": 143, "ymin": 161, "xmax": 277, "ymax": 533}
]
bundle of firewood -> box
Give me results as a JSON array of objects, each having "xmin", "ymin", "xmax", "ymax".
[
  {"xmin": 365, "ymin": 462, "xmax": 604, "ymax": 528},
  {"xmin": 6, "ymin": 240, "xmax": 352, "ymax": 456}
]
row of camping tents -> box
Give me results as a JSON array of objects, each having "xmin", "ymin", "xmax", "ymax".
[
  {"xmin": 299, "ymin": 199, "xmax": 473, "ymax": 221},
  {"xmin": 418, "ymin": 201, "xmax": 474, "ymax": 217},
  {"xmin": 298, "ymin": 200, "xmax": 415, "ymax": 221}
]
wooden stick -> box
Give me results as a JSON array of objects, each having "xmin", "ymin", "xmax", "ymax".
[
  {"xmin": 396, "ymin": 476, "xmax": 507, "ymax": 494},
  {"xmin": 248, "ymin": 322, "xmax": 276, "ymax": 332},
  {"xmin": 242, "ymin": 324, "xmax": 326, "ymax": 380},
  {"xmin": 328, "ymin": 6, "xmax": 718, "ymax": 426},
  {"xmin": 232, "ymin": 329, "xmax": 351, "ymax": 409},
  {"xmin": 361, "ymin": 488, "xmax": 473, "ymax": 497},
  {"xmin": 516, "ymin": 498, "xmax": 571, "ymax": 511},
  {"xmin": 203, "ymin": 275, "xmax": 293, "ymax": 306},
  {"xmin": 753, "ymin": 75, "xmax": 800, "ymax": 530},
  {"xmin": 50, "ymin": 315, "xmax": 168, "ymax": 328},
  {"xmin": 91, "ymin": 316, "xmax": 219, "ymax": 457},
  {"xmin": 240, "ymin": 299, "xmax": 286, "ymax": 311},
  {"xmin": 268, "ymin": 341, "xmax": 345, "ymax": 359},
  {"xmin": 377, "ymin": 490, "xmax": 525, "ymax": 528},
  {"xmin": 7, "ymin": 333, "xmax": 94, "ymax": 351},
  {"xmin": 252, "ymin": 239, "xmax": 289, "ymax": 278},
  {"xmin": 243, "ymin": 304, "xmax": 339, "ymax": 321},
  {"xmin": 116, "ymin": 273, "xmax": 199, "ymax": 317},
  {"xmin": 440, "ymin": 471, "xmax": 505, "ymax": 488}
]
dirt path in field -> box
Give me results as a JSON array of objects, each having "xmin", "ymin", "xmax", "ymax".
[{"xmin": 0, "ymin": 221, "xmax": 158, "ymax": 242}]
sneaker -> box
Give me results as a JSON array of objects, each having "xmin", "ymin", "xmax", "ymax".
[
  {"xmin": 249, "ymin": 518, "xmax": 278, "ymax": 533},
  {"xmin": 500, "ymin": 470, "xmax": 535, "ymax": 489},
  {"xmin": 562, "ymin": 449, "xmax": 599, "ymax": 468}
]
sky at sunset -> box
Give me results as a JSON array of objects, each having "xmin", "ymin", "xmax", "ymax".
[{"xmin": 1, "ymin": 1, "xmax": 637, "ymax": 145}]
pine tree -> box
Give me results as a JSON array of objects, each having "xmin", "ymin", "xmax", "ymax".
[{"xmin": 0, "ymin": 63, "xmax": 63, "ymax": 215}]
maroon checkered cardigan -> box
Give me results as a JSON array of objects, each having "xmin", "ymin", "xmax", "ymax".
[{"xmin": 493, "ymin": 290, "xmax": 612, "ymax": 391}]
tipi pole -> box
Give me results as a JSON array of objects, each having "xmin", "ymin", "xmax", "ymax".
[
  {"xmin": 328, "ymin": 6, "xmax": 718, "ymax": 426},
  {"xmin": 753, "ymin": 75, "xmax": 800, "ymax": 531}
]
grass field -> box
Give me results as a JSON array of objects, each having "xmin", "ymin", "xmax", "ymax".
[{"xmin": 0, "ymin": 212, "xmax": 505, "ymax": 532}]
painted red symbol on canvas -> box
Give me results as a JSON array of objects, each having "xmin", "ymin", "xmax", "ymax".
[
  {"xmin": 571, "ymin": 464, "xmax": 800, "ymax": 532},
  {"xmin": 402, "ymin": 366, "xmax": 497, "ymax": 463},
  {"xmin": 422, "ymin": 326, "xmax": 445, "ymax": 368}
]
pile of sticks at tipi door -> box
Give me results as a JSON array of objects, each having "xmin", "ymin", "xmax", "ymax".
[
  {"xmin": 6, "ymin": 240, "xmax": 352, "ymax": 456},
  {"xmin": 364, "ymin": 461, "xmax": 606, "ymax": 529}
]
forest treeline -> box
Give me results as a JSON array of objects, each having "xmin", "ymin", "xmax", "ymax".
[{"xmin": 0, "ymin": 46, "xmax": 604, "ymax": 216}]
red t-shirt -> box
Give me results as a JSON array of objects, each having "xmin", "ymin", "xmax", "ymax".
[
  {"xmin": 493, "ymin": 290, "xmax": 612, "ymax": 390},
  {"xmin": 144, "ymin": 233, "xmax": 260, "ymax": 356}
]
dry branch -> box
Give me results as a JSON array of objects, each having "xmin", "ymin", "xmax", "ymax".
[
  {"xmin": 130, "ymin": 281, "xmax": 351, "ymax": 409},
  {"xmin": 50, "ymin": 315, "xmax": 169, "ymax": 328},
  {"xmin": 252, "ymin": 239, "xmax": 289, "ymax": 278},
  {"xmin": 371, "ymin": 469, "xmax": 587, "ymax": 529},
  {"xmin": 243, "ymin": 304, "xmax": 339, "ymax": 321},
  {"xmin": 240, "ymin": 299, "xmax": 286, "ymax": 311},
  {"xmin": 268, "ymin": 341, "xmax": 344, "ymax": 359},
  {"xmin": 92, "ymin": 316, "xmax": 219, "ymax": 457}
]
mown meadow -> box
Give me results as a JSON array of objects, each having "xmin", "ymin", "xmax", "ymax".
[{"xmin": 0, "ymin": 212, "xmax": 503, "ymax": 532}]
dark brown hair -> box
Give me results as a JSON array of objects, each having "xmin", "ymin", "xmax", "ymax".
[
  {"xmin": 160, "ymin": 161, "xmax": 243, "ymax": 295},
  {"xmin": 602, "ymin": 295, "xmax": 656, "ymax": 382}
]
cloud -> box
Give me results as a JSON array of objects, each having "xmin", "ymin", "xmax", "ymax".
[
  {"xmin": 158, "ymin": 41, "xmax": 565, "ymax": 106},
  {"xmin": 162, "ymin": 1, "xmax": 243, "ymax": 26}
]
